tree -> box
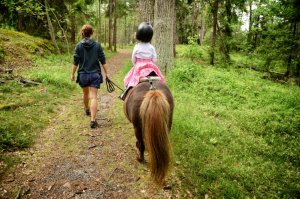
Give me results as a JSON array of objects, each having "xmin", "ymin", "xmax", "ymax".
[
  {"xmin": 248, "ymin": 0, "xmax": 300, "ymax": 76},
  {"xmin": 45, "ymin": 0, "xmax": 60, "ymax": 54},
  {"xmin": 108, "ymin": 0, "xmax": 113, "ymax": 51},
  {"xmin": 153, "ymin": 0, "xmax": 176, "ymax": 73},
  {"xmin": 138, "ymin": 0, "xmax": 154, "ymax": 24},
  {"xmin": 113, "ymin": 0, "xmax": 117, "ymax": 52},
  {"xmin": 210, "ymin": 0, "xmax": 219, "ymax": 65}
]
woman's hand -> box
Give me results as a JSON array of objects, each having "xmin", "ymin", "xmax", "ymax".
[
  {"xmin": 71, "ymin": 74, "xmax": 75, "ymax": 81},
  {"xmin": 71, "ymin": 65, "xmax": 77, "ymax": 81}
]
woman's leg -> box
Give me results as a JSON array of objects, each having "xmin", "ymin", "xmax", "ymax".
[
  {"xmin": 89, "ymin": 87, "xmax": 98, "ymax": 121},
  {"xmin": 82, "ymin": 87, "xmax": 90, "ymax": 110}
]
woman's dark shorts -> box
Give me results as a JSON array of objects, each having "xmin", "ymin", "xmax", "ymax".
[{"xmin": 77, "ymin": 73, "xmax": 103, "ymax": 88}]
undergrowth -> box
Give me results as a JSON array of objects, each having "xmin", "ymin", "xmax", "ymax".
[
  {"xmin": 168, "ymin": 47, "xmax": 300, "ymax": 198},
  {"xmin": 0, "ymin": 54, "xmax": 77, "ymax": 151},
  {"xmin": 0, "ymin": 37, "xmax": 115, "ymax": 178}
]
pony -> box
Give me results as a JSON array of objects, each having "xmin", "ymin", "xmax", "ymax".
[{"xmin": 124, "ymin": 80, "xmax": 174, "ymax": 185}]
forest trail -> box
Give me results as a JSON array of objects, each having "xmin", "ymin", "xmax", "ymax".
[{"xmin": 1, "ymin": 49, "xmax": 177, "ymax": 199}]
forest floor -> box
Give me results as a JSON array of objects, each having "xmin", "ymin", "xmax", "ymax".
[{"xmin": 0, "ymin": 49, "xmax": 180, "ymax": 199}]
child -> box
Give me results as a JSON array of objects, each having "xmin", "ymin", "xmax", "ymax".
[{"xmin": 120, "ymin": 22, "xmax": 166, "ymax": 100}]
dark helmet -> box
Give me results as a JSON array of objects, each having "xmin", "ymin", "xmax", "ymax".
[{"xmin": 136, "ymin": 22, "xmax": 153, "ymax": 42}]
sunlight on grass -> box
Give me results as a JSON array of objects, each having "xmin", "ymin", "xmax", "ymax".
[{"xmin": 168, "ymin": 55, "xmax": 300, "ymax": 198}]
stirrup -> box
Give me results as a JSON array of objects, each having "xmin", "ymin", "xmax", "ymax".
[{"xmin": 119, "ymin": 87, "xmax": 131, "ymax": 101}]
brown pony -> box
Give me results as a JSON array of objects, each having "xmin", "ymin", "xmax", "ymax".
[{"xmin": 124, "ymin": 81, "xmax": 174, "ymax": 185}]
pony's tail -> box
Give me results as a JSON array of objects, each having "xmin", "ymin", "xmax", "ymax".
[{"xmin": 140, "ymin": 89, "xmax": 171, "ymax": 185}]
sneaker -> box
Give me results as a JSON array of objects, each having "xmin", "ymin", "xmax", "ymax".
[
  {"xmin": 90, "ymin": 121, "xmax": 98, "ymax": 129},
  {"xmin": 84, "ymin": 108, "xmax": 90, "ymax": 116}
]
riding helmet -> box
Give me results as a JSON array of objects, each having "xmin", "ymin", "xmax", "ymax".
[{"xmin": 136, "ymin": 22, "xmax": 153, "ymax": 42}]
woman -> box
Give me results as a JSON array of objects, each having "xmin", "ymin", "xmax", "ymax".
[{"xmin": 71, "ymin": 24, "xmax": 109, "ymax": 128}]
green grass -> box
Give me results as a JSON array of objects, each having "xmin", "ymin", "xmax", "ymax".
[
  {"xmin": 0, "ymin": 54, "xmax": 77, "ymax": 151},
  {"xmin": 0, "ymin": 53, "xmax": 79, "ymax": 179},
  {"xmin": 168, "ymin": 54, "xmax": 300, "ymax": 198},
  {"xmin": 0, "ymin": 48, "xmax": 115, "ymax": 151},
  {"xmin": 0, "ymin": 28, "xmax": 54, "ymax": 69},
  {"xmin": 0, "ymin": 34, "xmax": 116, "ymax": 175}
]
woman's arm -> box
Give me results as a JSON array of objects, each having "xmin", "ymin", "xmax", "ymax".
[
  {"xmin": 101, "ymin": 64, "xmax": 109, "ymax": 79},
  {"xmin": 71, "ymin": 64, "xmax": 77, "ymax": 81}
]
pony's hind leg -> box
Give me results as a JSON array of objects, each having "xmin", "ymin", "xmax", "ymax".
[{"xmin": 134, "ymin": 127, "xmax": 145, "ymax": 162}]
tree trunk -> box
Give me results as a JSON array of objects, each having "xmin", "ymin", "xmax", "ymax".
[
  {"xmin": 49, "ymin": 7, "xmax": 70, "ymax": 55},
  {"xmin": 199, "ymin": 4, "xmax": 208, "ymax": 46},
  {"xmin": 223, "ymin": 0, "xmax": 231, "ymax": 62},
  {"xmin": 104, "ymin": 16, "xmax": 107, "ymax": 46},
  {"xmin": 123, "ymin": 16, "xmax": 127, "ymax": 47},
  {"xmin": 45, "ymin": 0, "xmax": 60, "ymax": 54},
  {"xmin": 153, "ymin": 0, "xmax": 175, "ymax": 74},
  {"xmin": 113, "ymin": 0, "xmax": 117, "ymax": 52},
  {"xmin": 133, "ymin": 3, "xmax": 137, "ymax": 43},
  {"xmin": 108, "ymin": 0, "xmax": 113, "ymax": 51},
  {"xmin": 17, "ymin": 13, "xmax": 24, "ymax": 31},
  {"xmin": 113, "ymin": 18, "xmax": 117, "ymax": 52},
  {"xmin": 191, "ymin": 1, "xmax": 199, "ymax": 37},
  {"xmin": 173, "ymin": 2, "xmax": 177, "ymax": 57},
  {"xmin": 95, "ymin": 0, "xmax": 100, "ymax": 42},
  {"xmin": 210, "ymin": 0, "xmax": 219, "ymax": 65},
  {"xmin": 285, "ymin": 21, "xmax": 297, "ymax": 76},
  {"xmin": 138, "ymin": 0, "xmax": 155, "ymax": 25},
  {"xmin": 247, "ymin": 0, "xmax": 253, "ymax": 46},
  {"xmin": 70, "ymin": 14, "xmax": 76, "ymax": 45},
  {"xmin": 99, "ymin": 0, "xmax": 103, "ymax": 42}
]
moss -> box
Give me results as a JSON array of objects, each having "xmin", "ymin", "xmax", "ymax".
[{"xmin": 0, "ymin": 28, "xmax": 54, "ymax": 69}]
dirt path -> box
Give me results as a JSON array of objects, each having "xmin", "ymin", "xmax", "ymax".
[{"xmin": 1, "ymin": 49, "xmax": 179, "ymax": 199}]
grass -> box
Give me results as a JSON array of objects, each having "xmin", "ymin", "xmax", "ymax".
[
  {"xmin": 0, "ymin": 54, "xmax": 78, "ymax": 151},
  {"xmin": 105, "ymin": 48, "xmax": 300, "ymax": 198},
  {"xmin": 1, "ymin": 29, "xmax": 299, "ymax": 197},
  {"xmin": 168, "ymin": 51, "xmax": 300, "ymax": 198},
  {"xmin": 0, "ymin": 34, "xmax": 115, "ymax": 176},
  {"xmin": 0, "ymin": 54, "xmax": 78, "ymax": 179},
  {"xmin": 0, "ymin": 28, "xmax": 54, "ymax": 69}
]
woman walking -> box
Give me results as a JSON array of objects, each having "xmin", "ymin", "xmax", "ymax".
[{"xmin": 71, "ymin": 24, "xmax": 109, "ymax": 128}]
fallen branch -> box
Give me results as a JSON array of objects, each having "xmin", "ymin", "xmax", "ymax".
[
  {"xmin": 0, "ymin": 74, "xmax": 41, "ymax": 86},
  {"xmin": 18, "ymin": 77, "xmax": 41, "ymax": 86}
]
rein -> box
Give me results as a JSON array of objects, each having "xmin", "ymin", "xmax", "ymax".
[{"xmin": 105, "ymin": 78, "xmax": 124, "ymax": 93}]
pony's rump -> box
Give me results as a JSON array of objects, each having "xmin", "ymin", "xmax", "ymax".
[{"xmin": 124, "ymin": 82, "xmax": 174, "ymax": 185}]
